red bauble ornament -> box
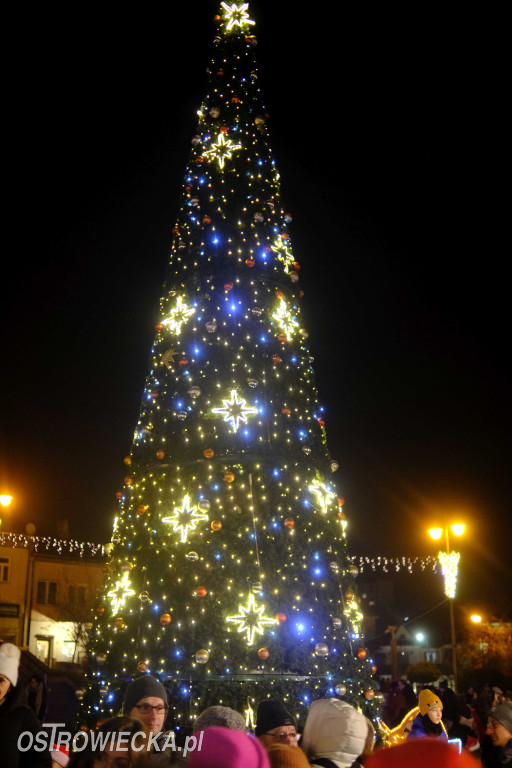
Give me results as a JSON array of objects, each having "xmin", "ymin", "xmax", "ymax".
[
  {"xmin": 365, "ymin": 688, "xmax": 375, "ymax": 700},
  {"xmin": 96, "ymin": 605, "xmax": 105, "ymax": 616},
  {"xmin": 277, "ymin": 334, "xmax": 287, "ymax": 345},
  {"xmin": 220, "ymin": 125, "xmax": 229, "ymax": 134},
  {"xmin": 317, "ymin": 418, "xmax": 325, "ymax": 427},
  {"xmin": 272, "ymin": 354, "xmax": 282, "ymax": 364},
  {"xmin": 245, "ymin": 259, "xmax": 255, "ymax": 267},
  {"xmin": 155, "ymin": 323, "xmax": 163, "ymax": 332},
  {"xmin": 211, "ymin": 520, "xmax": 222, "ymax": 531},
  {"xmin": 357, "ymin": 648, "xmax": 367, "ymax": 660},
  {"xmin": 179, "ymin": 358, "xmax": 189, "ymax": 366},
  {"xmin": 124, "ymin": 476, "xmax": 133, "ymax": 486},
  {"xmin": 137, "ymin": 505, "xmax": 148, "ymax": 516},
  {"xmin": 338, "ymin": 497, "xmax": 345, "ymax": 507},
  {"xmin": 257, "ymin": 648, "xmax": 269, "ymax": 660},
  {"xmin": 281, "ymin": 407, "xmax": 292, "ymax": 416},
  {"xmin": 371, "ymin": 664, "xmax": 377, "ymax": 675},
  {"xmin": 281, "ymin": 232, "xmax": 290, "ymax": 240},
  {"xmin": 156, "ymin": 450, "xmax": 165, "ymax": 459},
  {"xmin": 123, "ymin": 456, "xmax": 132, "ymax": 466},
  {"xmin": 293, "ymin": 262, "xmax": 301, "ymax": 271},
  {"xmin": 160, "ymin": 613, "xmax": 172, "ymax": 626},
  {"xmin": 115, "ymin": 491, "xmax": 122, "ymax": 500},
  {"xmin": 195, "ymin": 586, "xmax": 207, "ymax": 597},
  {"xmin": 275, "ymin": 289, "xmax": 284, "ymax": 299},
  {"xmin": 275, "ymin": 612, "xmax": 287, "ymax": 624},
  {"xmin": 224, "ymin": 282, "xmax": 234, "ymax": 292},
  {"xmin": 231, "ymin": 96, "xmax": 241, "ymax": 104},
  {"xmin": 344, "ymin": 590, "xmax": 354, "ymax": 601},
  {"xmin": 137, "ymin": 661, "xmax": 147, "ymax": 673},
  {"xmin": 203, "ymin": 215, "xmax": 212, "ymax": 225},
  {"xmin": 203, "ymin": 448, "xmax": 215, "ymax": 459},
  {"xmin": 223, "ymin": 471, "xmax": 235, "ymax": 482},
  {"xmin": 284, "ymin": 518, "xmax": 295, "ymax": 529}
]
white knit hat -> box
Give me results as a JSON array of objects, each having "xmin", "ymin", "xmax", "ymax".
[{"xmin": 0, "ymin": 642, "xmax": 21, "ymax": 686}]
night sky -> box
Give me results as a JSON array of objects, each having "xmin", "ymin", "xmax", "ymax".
[{"xmin": 2, "ymin": 2, "xmax": 509, "ymax": 617}]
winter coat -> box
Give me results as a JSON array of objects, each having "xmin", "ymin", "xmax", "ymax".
[
  {"xmin": 301, "ymin": 698, "xmax": 369, "ymax": 768},
  {"xmin": 0, "ymin": 684, "xmax": 52, "ymax": 767},
  {"xmin": 408, "ymin": 712, "xmax": 448, "ymax": 741}
]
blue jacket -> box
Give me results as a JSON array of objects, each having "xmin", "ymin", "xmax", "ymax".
[{"xmin": 408, "ymin": 713, "xmax": 448, "ymax": 740}]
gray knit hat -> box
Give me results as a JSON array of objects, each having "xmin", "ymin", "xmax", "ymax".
[
  {"xmin": 123, "ymin": 675, "xmax": 168, "ymax": 715},
  {"xmin": 193, "ymin": 705, "xmax": 247, "ymax": 732},
  {"xmin": 493, "ymin": 703, "xmax": 512, "ymax": 734}
]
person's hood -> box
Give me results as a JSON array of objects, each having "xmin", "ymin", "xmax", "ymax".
[{"xmin": 301, "ymin": 698, "xmax": 368, "ymax": 768}]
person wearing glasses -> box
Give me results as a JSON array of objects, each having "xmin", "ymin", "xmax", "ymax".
[
  {"xmin": 123, "ymin": 675, "xmax": 185, "ymax": 766},
  {"xmin": 483, "ymin": 703, "xmax": 512, "ymax": 767},
  {"xmin": 255, "ymin": 699, "xmax": 300, "ymax": 750}
]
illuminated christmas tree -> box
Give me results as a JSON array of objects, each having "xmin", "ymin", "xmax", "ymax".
[{"xmin": 82, "ymin": 1, "xmax": 378, "ymax": 734}]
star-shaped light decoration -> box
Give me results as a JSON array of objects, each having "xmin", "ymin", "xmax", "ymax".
[
  {"xmin": 204, "ymin": 133, "xmax": 242, "ymax": 170},
  {"xmin": 211, "ymin": 389, "xmax": 258, "ymax": 433},
  {"xmin": 161, "ymin": 348, "xmax": 179, "ymax": 368},
  {"xmin": 271, "ymin": 299, "xmax": 299, "ymax": 337},
  {"xmin": 227, "ymin": 593, "xmax": 277, "ymax": 645},
  {"xmin": 308, "ymin": 477, "xmax": 337, "ymax": 514},
  {"xmin": 221, "ymin": 2, "xmax": 256, "ymax": 31},
  {"xmin": 162, "ymin": 495, "xmax": 208, "ymax": 543},
  {"xmin": 161, "ymin": 297, "xmax": 195, "ymax": 335},
  {"xmin": 344, "ymin": 595, "xmax": 364, "ymax": 638},
  {"xmin": 270, "ymin": 235, "xmax": 294, "ymax": 269},
  {"xmin": 107, "ymin": 572, "xmax": 136, "ymax": 613}
]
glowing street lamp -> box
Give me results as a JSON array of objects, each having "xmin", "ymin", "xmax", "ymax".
[
  {"xmin": 0, "ymin": 495, "xmax": 13, "ymax": 507},
  {"xmin": 428, "ymin": 521, "xmax": 466, "ymax": 692}
]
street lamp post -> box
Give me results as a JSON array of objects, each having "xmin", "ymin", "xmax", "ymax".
[{"xmin": 429, "ymin": 522, "xmax": 465, "ymax": 693}]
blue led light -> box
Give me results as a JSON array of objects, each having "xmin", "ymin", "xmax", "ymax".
[
  {"xmin": 273, "ymin": 469, "xmax": 280, "ymax": 477},
  {"xmin": 314, "ymin": 552, "xmax": 320, "ymax": 560},
  {"xmin": 260, "ymin": 335, "xmax": 267, "ymax": 342}
]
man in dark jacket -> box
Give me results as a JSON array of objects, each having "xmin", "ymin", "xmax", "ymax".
[{"xmin": 0, "ymin": 642, "xmax": 52, "ymax": 768}]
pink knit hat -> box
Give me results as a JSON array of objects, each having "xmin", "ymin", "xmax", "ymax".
[{"xmin": 188, "ymin": 726, "xmax": 270, "ymax": 768}]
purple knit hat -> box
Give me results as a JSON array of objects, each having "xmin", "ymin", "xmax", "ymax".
[{"xmin": 188, "ymin": 726, "xmax": 270, "ymax": 768}]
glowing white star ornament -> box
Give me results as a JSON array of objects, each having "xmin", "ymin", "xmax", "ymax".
[
  {"xmin": 270, "ymin": 235, "xmax": 294, "ymax": 269},
  {"xmin": 227, "ymin": 593, "xmax": 277, "ymax": 645},
  {"xmin": 308, "ymin": 477, "xmax": 337, "ymax": 514},
  {"xmin": 221, "ymin": 2, "xmax": 255, "ymax": 31},
  {"xmin": 162, "ymin": 495, "xmax": 208, "ymax": 543},
  {"xmin": 204, "ymin": 133, "xmax": 242, "ymax": 169},
  {"xmin": 107, "ymin": 572, "xmax": 136, "ymax": 613},
  {"xmin": 211, "ymin": 389, "xmax": 258, "ymax": 432},
  {"xmin": 272, "ymin": 299, "xmax": 299, "ymax": 337},
  {"xmin": 162, "ymin": 296, "xmax": 195, "ymax": 335}
]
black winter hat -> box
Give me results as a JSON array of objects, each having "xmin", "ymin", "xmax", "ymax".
[
  {"xmin": 255, "ymin": 699, "xmax": 295, "ymax": 736},
  {"xmin": 123, "ymin": 674, "xmax": 168, "ymax": 715}
]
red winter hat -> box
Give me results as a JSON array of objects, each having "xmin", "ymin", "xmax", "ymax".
[{"xmin": 366, "ymin": 739, "xmax": 480, "ymax": 768}]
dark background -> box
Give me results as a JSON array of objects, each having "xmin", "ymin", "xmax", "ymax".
[{"xmin": 1, "ymin": 2, "xmax": 509, "ymax": 618}]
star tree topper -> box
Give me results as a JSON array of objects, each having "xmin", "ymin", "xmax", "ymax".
[
  {"xmin": 227, "ymin": 593, "xmax": 277, "ymax": 645},
  {"xmin": 221, "ymin": 2, "xmax": 255, "ymax": 31},
  {"xmin": 211, "ymin": 389, "xmax": 258, "ymax": 432},
  {"xmin": 162, "ymin": 495, "xmax": 209, "ymax": 543}
]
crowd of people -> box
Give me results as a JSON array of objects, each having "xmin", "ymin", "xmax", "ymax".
[{"xmin": 1, "ymin": 641, "xmax": 511, "ymax": 768}]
